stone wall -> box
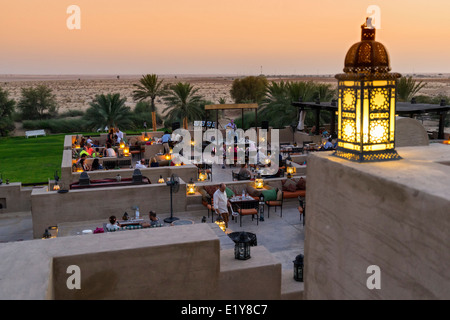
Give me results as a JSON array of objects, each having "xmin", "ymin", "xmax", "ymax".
[
  {"xmin": 0, "ymin": 183, "xmax": 32, "ymax": 214},
  {"xmin": 304, "ymin": 144, "xmax": 450, "ymax": 299},
  {"xmin": 31, "ymin": 181, "xmax": 188, "ymax": 239},
  {"xmin": 0, "ymin": 223, "xmax": 283, "ymax": 300}
]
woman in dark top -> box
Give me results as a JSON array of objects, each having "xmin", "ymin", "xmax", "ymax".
[{"xmin": 150, "ymin": 157, "xmax": 159, "ymax": 167}]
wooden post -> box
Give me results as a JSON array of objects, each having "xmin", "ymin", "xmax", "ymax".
[{"xmin": 438, "ymin": 111, "xmax": 447, "ymax": 139}]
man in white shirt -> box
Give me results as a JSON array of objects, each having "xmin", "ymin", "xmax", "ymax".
[
  {"xmin": 135, "ymin": 160, "xmax": 147, "ymax": 169},
  {"xmin": 116, "ymin": 127, "xmax": 124, "ymax": 144},
  {"xmin": 213, "ymin": 183, "xmax": 231, "ymax": 228}
]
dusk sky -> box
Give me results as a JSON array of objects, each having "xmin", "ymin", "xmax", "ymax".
[{"xmin": 1, "ymin": 0, "xmax": 449, "ymax": 75}]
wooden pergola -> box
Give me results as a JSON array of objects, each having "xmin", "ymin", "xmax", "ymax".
[
  {"xmin": 204, "ymin": 103, "xmax": 259, "ymax": 130},
  {"xmin": 292, "ymin": 100, "xmax": 449, "ymax": 139}
]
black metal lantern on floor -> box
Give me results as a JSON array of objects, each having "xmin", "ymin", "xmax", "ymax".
[
  {"xmin": 234, "ymin": 231, "xmax": 252, "ymax": 260},
  {"xmin": 293, "ymin": 254, "xmax": 304, "ymax": 282},
  {"xmin": 259, "ymin": 194, "xmax": 265, "ymax": 221}
]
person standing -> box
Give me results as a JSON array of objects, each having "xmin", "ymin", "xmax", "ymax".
[
  {"xmin": 162, "ymin": 131, "xmax": 171, "ymax": 154},
  {"xmin": 213, "ymin": 183, "xmax": 231, "ymax": 228}
]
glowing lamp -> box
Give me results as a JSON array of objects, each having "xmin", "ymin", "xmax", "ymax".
[
  {"xmin": 165, "ymin": 154, "xmax": 171, "ymax": 160},
  {"xmin": 119, "ymin": 141, "xmax": 125, "ymax": 149},
  {"xmin": 53, "ymin": 184, "xmax": 60, "ymax": 191},
  {"xmin": 144, "ymin": 132, "xmax": 149, "ymax": 141},
  {"xmin": 286, "ymin": 162, "xmax": 296, "ymax": 175},
  {"xmin": 198, "ymin": 171, "xmax": 208, "ymax": 181},
  {"xmin": 187, "ymin": 178, "xmax": 196, "ymax": 195},
  {"xmin": 334, "ymin": 18, "xmax": 402, "ymax": 162},
  {"xmin": 255, "ymin": 173, "xmax": 264, "ymax": 189},
  {"xmin": 158, "ymin": 175, "xmax": 165, "ymax": 184},
  {"xmin": 123, "ymin": 145, "xmax": 130, "ymax": 155},
  {"xmin": 215, "ymin": 218, "xmax": 227, "ymax": 232}
]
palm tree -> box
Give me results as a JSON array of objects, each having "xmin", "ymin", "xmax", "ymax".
[
  {"xmin": 162, "ymin": 82, "xmax": 204, "ymax": 130},
  {"xmin": 84, "ymin": 93, "xmax": 132, "ymax": 131},
  {"xmin": 132, "ymin": 74, "xmax": 167, "ymax": 131},
  {"xmin": 259, "ymin": 81, "xmax": 296, "ymax": 128},
  {"xmin": 397, "ymin": 76, "xmax": 426, "ymax": 102}
]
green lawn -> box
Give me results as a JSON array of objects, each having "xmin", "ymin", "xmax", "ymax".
[{"xmin": 0, "ymin": 134, "xmax": 65, "ymax": 184}]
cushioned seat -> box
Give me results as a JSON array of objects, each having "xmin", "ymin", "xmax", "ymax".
[
  {"xmin": 265, "ymin": 189, "xmax": 284, "ymax": 218},
  {"xmin": 238, "ymin": 208, "xmax": 258, "ymax": 227},
  {"xmin": 237, "ymin": 208, "xmax": 258, "ymax": 215}
]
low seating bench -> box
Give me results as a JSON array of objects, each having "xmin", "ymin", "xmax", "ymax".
[{"xmin": 26, "ymin": 129, "xmax": 46, "ymax": 138}]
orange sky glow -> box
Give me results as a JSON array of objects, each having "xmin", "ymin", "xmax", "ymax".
[{"xmin": 1, "ymin": 0, "xmax": 449, "ymax": 75}]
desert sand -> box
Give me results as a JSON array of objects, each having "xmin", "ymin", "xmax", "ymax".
[{"xmin": 1, "ymin": 73, "xmax": 449, "ymax": 133}]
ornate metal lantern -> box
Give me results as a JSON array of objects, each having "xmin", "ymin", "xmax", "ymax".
[
  {"xmin": 234, "ymin": 231, "xmax": 252, "ymax": 260},
  {"xmin": 334, "ymin": 18, "xmax": 402, "ymax": 162},
  {"xmin": 293, "ymin": 254, "xmax": 304, "ymax": 282}
]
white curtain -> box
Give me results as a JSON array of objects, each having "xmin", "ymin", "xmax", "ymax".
[{"xmin": 297, "ymin": 110, "xmax": 306, "ymax": 131}]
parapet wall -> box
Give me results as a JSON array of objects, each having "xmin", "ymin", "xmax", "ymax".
[
  {"xmin": 304, "ymin": 144, "xmax": 450, "ymax": 299},
  {"xmin": 0, "ymin": 224, "xmax": 283, "ymax": 300},
  {"xmin": 31, "ymin": 181, "xmax": 188, "ymax": 239}
]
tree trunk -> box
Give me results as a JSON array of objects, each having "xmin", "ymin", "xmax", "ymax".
[{"xmin": 152, "ymin": 111, "xmax": 157, "ymax": 132}]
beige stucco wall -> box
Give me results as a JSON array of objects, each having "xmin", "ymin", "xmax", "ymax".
[
  {"xmin": 0, "ymin": 183, "xmax": 32, "ymax": 214},
  {"xmin": 0, "ymin": 223, "xmax": 284, "ymax": 300},
  {"xmin": 304, "ymin": 144, "xmax": 450, "ymax": 299}
]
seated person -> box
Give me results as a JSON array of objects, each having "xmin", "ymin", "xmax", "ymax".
[
  {"xmin": 321, "ymin": 137, "xmax": 334, "ymax": 150},
  {"xmin": 79, "ymin": 146, "xmax": 91, "ymax": 158},
  {"xmin": 106, "ymin": 215, "xmax": 121, "ymax": 231},
  {"xmin": 135, "ymin": 160, "xmax": 147, "ymax": 169},
  {"xmin": 91, "ymin": 148, "xmax": 101, "ymax": 158},
  {"xmin": 91, "ymin": 158, "xmax": 103, "ymax": 170},
  {"xmin": 85, "ymin": 143, "xmax": 94, "ymax": 156},
  {"xmin": 86, "ymin": 136, "xmax": 98, "ymax": 147},
  {"xmin": 150, "ymin": 157, "xmax": 159, "ymax": 167},
  {"xmin": 238, "ymin": 164, "xmax": 252, "ymax": 180},
  {"xmin": 140, "ymin": 211, "xmax": 160, "ymax": 228},
  {"xmin": 79, "ymin": 158, "xmax": 91, "ymax": 171},
  {"xmin": 103, "ymin": 142, "xmax": 117, "ymax": 157}
]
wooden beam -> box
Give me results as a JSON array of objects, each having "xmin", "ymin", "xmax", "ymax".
[{"xmin": 205, "ymin": 103, "xmax": 258, "ymax": 110}]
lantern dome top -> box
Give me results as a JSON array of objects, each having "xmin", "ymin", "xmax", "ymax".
[{"xmin": 343, "ymin": 18, "xmax": 391, "ymax": 74}]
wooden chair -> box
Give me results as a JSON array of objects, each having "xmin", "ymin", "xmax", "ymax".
[
  {"xmin": 235, "ymin": 200, "xmax": 259, "ymax": 227},
  {"xmin": 265, "ymin": 189, "xmax": 284, "ymax": 218}
]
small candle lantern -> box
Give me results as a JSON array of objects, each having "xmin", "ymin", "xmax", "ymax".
[
  {"xmin": 187, "ymin": 178, "xmax": 196, "ymax": 195},
  {"xmin": 286, "ymin": 162, "xmax": 296, "ymax": 175},
  {"xmin": 119, "ymin": 141, "xmax": 125, "ymax": 149},
  {"xmin": 158, "ymin": 175, "xmax": 165, "ymax": 184},
  {"xmin": 215, "ymin": 217, "xmax": 227, "ymax": 232},
  {"xmin": 255, "ymin": 173, "xmax": 264, "ymax": 189},
  {"xmin": 234, "ymin": 232, "xmax": 252, "ymax": 260},
  {"xmin": 293, "ymin": 254, "xmax": 304, "ymax": 282},
  {"xmin": 198, "ymin": 170, "xmax": 208, "ymax": 181}
]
